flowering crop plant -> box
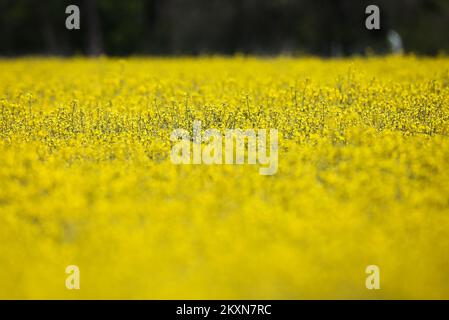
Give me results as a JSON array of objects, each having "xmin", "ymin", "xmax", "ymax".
[{"xmin": 0, "ymin": 55, "xmax": 449, "ymax": 299}]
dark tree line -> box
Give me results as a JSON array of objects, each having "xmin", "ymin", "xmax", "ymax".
[{"xmin": 0, "ymin": 0, "xmax": 448, "ymax": 56}]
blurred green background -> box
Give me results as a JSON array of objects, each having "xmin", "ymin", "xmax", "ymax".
[{"xmin": 0, "ymin": 0, "xmax": 448, "ymax": 56}]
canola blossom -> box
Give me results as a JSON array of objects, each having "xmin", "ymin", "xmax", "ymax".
[{"xmin": 0, "ymin": 56, "xmax": 449, "ymax": 299}]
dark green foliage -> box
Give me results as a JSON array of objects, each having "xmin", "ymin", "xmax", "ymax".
[{"xmin": 0, "ymin": 0, "xmax": 448, "ymax": 56}]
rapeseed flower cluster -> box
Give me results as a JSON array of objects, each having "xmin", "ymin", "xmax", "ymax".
[{"xmin": 0, "ymin": 56, "xmax": 449, "ymax": 299}]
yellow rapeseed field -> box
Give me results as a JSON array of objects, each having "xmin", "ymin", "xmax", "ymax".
[{"xmin": 0, "ymin": 56, "xmax": 449, "ymax": 299}]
